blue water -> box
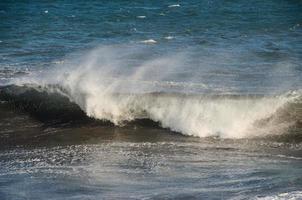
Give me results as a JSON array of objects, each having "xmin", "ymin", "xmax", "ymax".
[
  {"xmin": 1, "ymin": 1, "xmax": 302, "ymax": 92},
  {"xmin": 0, "ymin": 1, "xmax": 302, "ymax": 199}
]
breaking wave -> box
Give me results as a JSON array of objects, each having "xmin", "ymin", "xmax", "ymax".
[
  {"xmin": 1, "ymin": 45, "xmax": 301, "ymax": 139},
  {"xmin": 1, "ymin": 84, "xmax": 301, "ymax": 139}
]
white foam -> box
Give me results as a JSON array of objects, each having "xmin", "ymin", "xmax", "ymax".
[
  {"xmin": 14, "ymin": 45, "xmax": 300, "ymax": 138},
  {"xmin": 168, "ymin": 4, "xmax": 180, "ymax": 8},
  {"xmin": 140, "ymin": 39, "xmax": 157, "ymax": 44},
  {"xmin": 255, "ymin": 191, "xmax": 302, "ymax": 200},
  {"xmin": 137, "ymin": 16, "xmax": 146, "ymax": 19},
  {"xmin": 164, "ymin": 36, "xmax": 174, "ymax": 40}
]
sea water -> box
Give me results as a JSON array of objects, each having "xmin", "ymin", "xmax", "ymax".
[{"xmin": 0, "ymin": 1, "xmax": 302, "ymax": 199}]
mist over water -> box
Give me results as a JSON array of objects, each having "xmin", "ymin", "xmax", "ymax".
[
  {"xmin": 0, "ymin": 0, "xmax": 302, "ymax": 199},
  {"xmin": 7, "ymin": 44, "xmax": 300, "ymax": 139}
]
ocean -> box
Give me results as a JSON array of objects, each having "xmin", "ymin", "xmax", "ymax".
[{"xmin": 0, "ymin": 1, "xmax": 302, "ymax": 199}]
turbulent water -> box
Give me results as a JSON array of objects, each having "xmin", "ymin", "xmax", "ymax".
[{"xmin": 0, "ymin": 1, "xmax": 302, "ymax": 199}]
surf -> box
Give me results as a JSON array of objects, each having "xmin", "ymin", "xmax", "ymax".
[
  {"xmin": 2, "ymin": 45, "xmax": 301, "ymax": 140},
  {"xmin": 1, "ymin": 84, "xmax": 301, "ymax": 139}
]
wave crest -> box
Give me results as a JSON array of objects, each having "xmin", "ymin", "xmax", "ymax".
[
  {"xmin": 3, "ymin": 45, "xmax": 301, "ymax": 139},
  {"xmin": 1, "ymin": 84, "xmax": 301, "ymax": 139}
]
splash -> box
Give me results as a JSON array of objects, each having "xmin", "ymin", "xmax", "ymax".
[{"xmin": 10, "ymin": 45, "xmax": 301, "ymax": 138}]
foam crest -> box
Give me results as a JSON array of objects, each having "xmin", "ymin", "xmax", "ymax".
[
  {"xmin": 69, "ymin": 92, "xmax": 297, "ymax": 138},
  {"xmin": 11, "ymin": 45, "xmax": 301, "ymax": 138}
]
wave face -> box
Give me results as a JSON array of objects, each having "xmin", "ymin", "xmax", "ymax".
[
  {"xmin": 4, "ymin": 45, "xmax": 301, "ymax": 139},
  {"xmin": 1, "ymin": 84, "xmax": 301, "ymax": 139}
]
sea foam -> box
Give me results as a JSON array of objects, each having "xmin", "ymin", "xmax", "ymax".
[{"xmin": 12, "ymin": 45, "xmax": 301, "ymax": 138}]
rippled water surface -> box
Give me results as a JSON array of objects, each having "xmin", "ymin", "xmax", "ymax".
[{"xmin": 0, "ymin": 0, "xmax": 302, "ymax": 199}]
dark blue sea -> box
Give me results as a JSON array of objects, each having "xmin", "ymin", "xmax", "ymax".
[{"xmin": 0, "ymin": 1, "xmax": 302, "ymax": 199}]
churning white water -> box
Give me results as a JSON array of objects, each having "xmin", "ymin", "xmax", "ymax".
[{"xmin": 12, "ymin": 45, "xmax": 301, "ymax": 138}]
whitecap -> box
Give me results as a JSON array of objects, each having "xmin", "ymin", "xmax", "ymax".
[
  {"xmin": 168, "ymin": 4, "xmax": 180, "ymax": 8},
  {"xmin": 137, "ymin": 16, "xmax": 146, "ymax": 19},
  {"xmin": 164, "ymin": 36, "xmax": 174, "ymax": 40},
  {"xmin": 140, "ymin": 39, "xmax": 157, "ymax": 44}
]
